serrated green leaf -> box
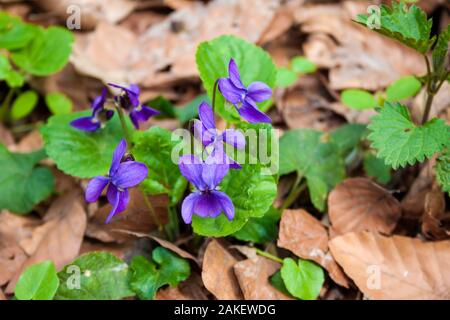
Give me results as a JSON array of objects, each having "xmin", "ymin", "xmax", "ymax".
[
  {"xmin": 0, "ymin": 12, "xmax": 36, "ymax": 50},
  {"xmin": 356, "ymin": 1, "xmax": 434, "ymax": 54},
  {"xmin": 436, "ymin": 149, "xmax": 450, "ymax": 195},
  {"xmin": 196, "ymin": 35, "xmax": 276, "ymax": 122},
  {"xmin": 41, "ymin": 111, "xmax": 128, "ymax": 178},
  {"xmin": 132, "ymin": 126, "xmax": 187, "ymax": 205},
  {"xmin": 55, "ymin": 252, "xmax": 134, "ymax": 300},
  {"xmin": 276, "ymin": 67, "xmax": 297, "ymax": 88},
  {"xmin": 280, "ymin": 258, "xmax": 324, "ymax": 300},
  {"xmin": 432, "ymin": 24, "xmax": 450, "ymax": 81},
  {"xmin": 15, "ymin": 261, "xmax": 59, "ymax": 300},
  {"xmin": 386, "ymin": 76, "xmax": 422, "ymax": 102},
  {"xmin": 192, "ymin": 164, "xmax": 277, "ymax": 237},
  {"xmin": 11, "ymin": 26, "xmax": 74, "ymax": 76},
  {"xmin": 11, "ymin": 90, "xmax": 38, "ymax": 120},
  {"xmin": 367, "ymin": 102, "xmax": 450, "ymax": 169},
  {"xmin": 129, "ymin": 247, "xmax": 190, "ymax": 300},
  {"xmin": 233, "ymin": 207, "xmax": 280, "ymax": 244},
  {"xmin": 363, "ymin": 152, "xmax": 391, "ymax": 184},
  {"xmin": 0, "ymin": 146, "xmax": 54, "ymax": 214},
  {"xmin": 279, "ymin": 129, "xmax": 345, "ymax": 211},
  {"xmin": 45, "ymin": 92, "xmax": 73, "ymax": 115},
  {"xmin": 290, "ymin": 56, "xmax": 316, "ymax": 74},
  {"xmin": 341, "ymin": 89, "xmax": 377, "ymax": 110}
]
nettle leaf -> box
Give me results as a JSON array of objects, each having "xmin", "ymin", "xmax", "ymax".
[
  {"xmin": 436, "ymin": 149, "xmax": 450, "ymax": 195},
  {"xmin": 279, "ymin": 129, "xmax": 346, "ymax": 211},
  {"xmin": 41, "ymin": 111, "xmax": 128, "ymax": 178},
  {"xmin": 192, "ymin": 164, "xmax": 277, "ymax": 237},
  {"xmin": 196, "ymin": 35, "xmax": 277, "ymax": 122},
  {"xmin": 363, "ymin": 152, "xmax": 392, "ymax": 184},
  {"xmin": 15, "ymin": 261, "xmax": 59, "ymax": 300},
  {"xmin": 0, "ymin": 146, "xmax": 54, "ymax": 214},
  {"xmin": 367, "ymin": 102, "xmax": 450, "ymax": 169},
  {"xmin": 276, "ymin": 67, "xmax": 297, "ymax": 88},
  {"xmin": 232, "ymin": 207, "xmax": 280, "ymax": 244},
  {"xmin": 341, "ymin": 89, "xmax": 377, "ymax": 110},
  {"xmin": 11, "ymin": 26, "xmax": 74, "ymax": 76},
  {"xmin": 432, "ymin": 24, "xmax": 450, "ymax": 81},
  {"xmin": 356, "ymin": 1, "xmax": 434, "ymax": 54},
  {"xmin": 290, "ymin": 56, "xmax": 317, "ymax": 74},
  {"xmin": 55, "ymin": 252, "xmax": 134, "ymax": 300},
  {"xmin": 45, "ymin": 92, "xmax": 73, "ymax": 115},
  {"xmin": 11, "ymin": 90, "xmax": 38, "ymax": 120},
  {"xmin": 129, "ymin": 247, "xmax": 190, "ymax": 300},
  {"xmin": 386, "ymin": 76, "xmax": 422, "ymax": 102},
  {"xmin": 132, "ymin": 126, "xmax": 187, "ymax": 205},
  {"xmin": 0, "ymin": 12, "xmax": 36, "ymax": 50},
  {"xmin": 280, "ymin": 258, "xmax": 324, "ymax": 300}
]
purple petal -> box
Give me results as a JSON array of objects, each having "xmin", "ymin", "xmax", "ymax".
[
  {"xmin": 112, "ymin": 161, "xmax": 148, "ymax": 189},
  {"xmin": 198, "ymin": 102, "xmax": 215, "ymax": 130},
  {"xmin": 218, "ymin": 78, "xmax": 244, "ymax": 105},
  {"xmin": 228, "ymin": 59, "xmax": 245, "ymax": 89},
  {"xmin": 105, "ymin": 186, "xmax": 130, "ymax": 223},
  {"xmin": 130, "ymin": 105, "xmax": 159, "ymax": 123},
  {"xmin": 85, "ymin": 176, "xmax": 110, "ymax": 202},
  {"xmin": 193, "ymin": 192, "xmax": 223, "ymax": 218},
  {"xmin": 222, "ymin": 129, "xmax": 245, "ymax": 149},
  {"xmin": 193, "ymin": 119, "xmax": 215, "ymax": 146},
  {"xmin": 108, "ymin": 83, "xmax": 140, "ymax": 107},
  {"xmin": 211, "ymin": 190, "xmax": 234, "ymax": 220},
  {"xmin": 178, "ymin": 155, "xmax": 206, "ymax": 191},
  {"xmin": 207, "ymin": 145, "xmax": 242, "ymax": 169},
  {"xmin": 110, "ymin": 139, "xmax": 127, "ymax": 176},
  {"xmin": 181, "ymin": 192, "xmax": 201, "ymax": 224},
  {"xmin": 238, "ymin": 100, "xmax": 271, "ymax": 124},
  {"xmin": 92, "ymin": 88, "xmax": 107, "ymax": 112},
  {"xmin": 129, "ymin": 111, "xmax": 140, "ymax": 129},
  {"xmin": 247, "ymin": 81, "xmax": 272, "ymax": 102},
  {"xmin": 70, "ymin": 116, "xmax": 100, "ymax": 132},
  {"xmin": 201, "ymin": 161, "xmax": 229, "ymax": 190}
]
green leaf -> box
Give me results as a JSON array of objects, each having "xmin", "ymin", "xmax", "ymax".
[
  {"xmin": 290, "ymin": 56, "xmax": 317, "ymax": 74},
  {"xmin": 129, "ymin": 247, "xmax": 191, "ymax": 300},
  {"xmin": 0, "ymin": 146, "xmax": 54, "ymax": 214},
  {"xmin": 5, "ymin": 69, "xmax": 24, "ymax": 87},
  {"xmin": 386, "ymin": 76, "xmax": 422, "ymax": 102},
  {"xmin": 0, "ymin": 53, "xmax": 10, "ymax": 78},
  {"xmin": 276, "ymin": 67, "xmax": 297, "ymax": 88},
  {"xmin": 10, "ymin": 90, "xmax": 38, "ymax": 120},
  {"xmin": 148, "ymin": 96, "xmax": 176, "ymax": 118},
  {"xmin": 41, "ymin": 111, "xmax": 128, "ymax": 178},
  {"xmin": 367, "ymin": 102, "xmax": 450, "ymax": 169},
  {"xmin": 269, "ymin": 270, "xmax": 293, "ymax": 297},
  {"xmin": 233, "ymin": 207, "xmax": 280, "ymax": 244},
  {"xmin": 196, "ymin": 35, "xmax": 276, "ymax": 122},
  {"xmin": 341, "ymin": 89, "xmax": 377, "ymax": 110},
  {"xmin": 356, "ymin": 1, "xmax": 434, "ymax": 54},
  {"xmin": 436, "ymin": 149, "xmax": 450, "ymax": 195},
  {"xmin": 0, "ymin": 13, "xmax": 36, "ymax": 50},
  {"xmin": 330, "ymin": 124, "xmax": 366, "ymax": 156},
  {"xmin": 45, "ymin": 92, "xmax": 73, "ymax": 115},
  {"xmin": 279, "ymin": 129, "xmax": 345, "ymax": 211},
  {"xmin": 363, "ymin": 152, "xmax": 391, "ymax": 184},
  {"xmin": 15, "ymin": 261, "xmax": 59, "ymax": 300},
  {"xmin": 132, "ymin": 126, "xmax": 187, "ymax": 205},
  {"xmin": 432, "ymin": 24, "xmax": 450, "ymax": 81},
  {"xmin": 55, "ymin": 252, "xmax": 134, "ymax": 300},
  {"xmin": 192, "ymin": 164, "xmax": 277, "ymax": 237},
  {"xmin": 11, "ymin": 26, "xmax": 74, "ymax": 76},
  {"xmin": 175, "ymin": 94, "xmax": 209, "ymax": 124},
  {"xmin": 280, "ymin": 258, "xmax": 324, "ymax": 300}
]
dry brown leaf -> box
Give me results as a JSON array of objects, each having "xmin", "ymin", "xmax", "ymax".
[
  {"xmin": 0, "ymin": 245, "xmax": 27, "ymax": 286},
  {"xmin": 329, "ymin": 231, "xmax": 450, "ymax": 299},
  {"xmin": 0, "ymin": 123, "xmax": 14, "ymax": 147},
  {"xmin": 412, "ymin": 82, "xmax": 450, "ymax": 123},
  {"xmin": 8, "ymin": 130, "xmax": 43, "ymax": 153},
  {"xmin": 202, "ymin": 240, "xmax": 243, "ymax": 300},
  {"xmin": 86, "ymin": 190, "xmax": 168, "ymax": 243},
  {"xmin": 0, "ymin": 288, "xmax": 6, "ymax": 300},
  {"xmin": 277, "ymin": 209, "xmax": 349, "ymax": 288},
  {"xmin": 156, "ymin": 273, "xmax": 209, "ymax": 300},
  {"xmin": 401, "ymin": 162, "xmax": 434, "ymax": 218},
  {"xmin": 234, "ymin": 255, "xmax": 293, "ymax": 300},
  {"xmin": 422, "ymin": 185, "xmax": 449, "ymax": 240},
  {"xmin": 328, "ymin": 178, "xmax": 401, "ymax": 235},
  {"xmin": 6, "ymin": 197, "xmax": 86, "ymax": 293},
  {"xmin": 0, "ymin": 211, "xmax": 40, "ymax": 244}
]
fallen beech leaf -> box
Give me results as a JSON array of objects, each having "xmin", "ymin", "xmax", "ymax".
[
  {"xmin": 422, "ymin": 185, "xmax": 449, "ymax": 240},
  {"xmin": 234, "ymin": 255, "xmax": 293, "ymax": 300},
  {"xmin": 6, "ymin": 197, "xmax": 86, "ymax": 293},
  {"xmin": 277, "ymin": 209, "xmax": 348, "ymax": 288},
  {"xmin": 401, "ymin": 162, "xmax": 434, "ymax": 218},
  {"xmin": 328, "ymin": 178, "xmax": 401, "ymax": 235},
  {"xmin": 0, "ymin": 245, "xmax": 27, "ymax": 286},
  {"xmin": 202, "ymin": 240, "xmax": 243, "ymax": 300},
  {"xmin": 0, "ymin": 288, "xmax": 5, "ymax": 300},
  {"xmin": 330, "ymin": 231, "xmax": 450, "ymax": 300}
]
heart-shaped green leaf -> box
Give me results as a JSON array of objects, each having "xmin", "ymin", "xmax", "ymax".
[{"xmin": 280, "ymin": 258, "xmax": 324, "ymax": 300}]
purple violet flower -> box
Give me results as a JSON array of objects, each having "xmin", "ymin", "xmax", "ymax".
[
  {"xmin": 70, "ymin": 88, "xmax": 113, "ymax": 132},
  {"xmin": 178, "ymin": 154, "xmax": 234, "ymax": 224},
  {"xmin": 85, "ymin": 139, "xmax": 148, "ymax": 223},
  {"xmin": 108, "ymin": 83, "xmax": 160, "ymax": 129},
  {"xmin": 218, "ymin": 59, "xmax": 272, "ymax": 124},
  {"xmin": 193, "ymin": 101, "xmax": 245, "ymax": 169}
]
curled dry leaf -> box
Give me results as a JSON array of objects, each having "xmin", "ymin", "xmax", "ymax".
[
  {"xmin": 330, "ymin": 231, "xmax": 450, "ymax": 300},
  {"xmin": 202, "ymin": 240, "xmax": 243, "ymax": 300},
  {"xmin": 422, "ymin": 185, "xmax": 449, "ymax": 240},
  {"xmin": 401, "ymin": 162, "xmax": 434, "ymax": 218},
  {"xmin": 328, "ymin": 178, "xmax": 401, "ymax": 235},
  {"xmin": 0, "ymin": 245, "xmax": 27, "ymax": 286},
  {"xmin": 277, "ymin": 209, "xmax": 349, "ymax": 288}
]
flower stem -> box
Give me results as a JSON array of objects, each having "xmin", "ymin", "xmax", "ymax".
[
  {"xmin": 0, "ymin": 88, "xmax": 16, "ymax": 122},
  {"xmin": 115, "ymin": 105, "xmax": 132, "ymax": 146},
  {"xmin": 280, "ymin": 174, "xmax": 306, "ymax": 211},
  {"xmin": 138, "ymin": 186, "xmax": 164, "ymax": 233},
  {"xmin": 211, "ymin": 79, "xmax": 219, "ymax": 114},
  {"xmin": 165, "ymin": 206, "xmax": 180, "ymax": 242},
  {"xmin": 255, "ymin": 248, "xmax": 283, "ymax": 264}
]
